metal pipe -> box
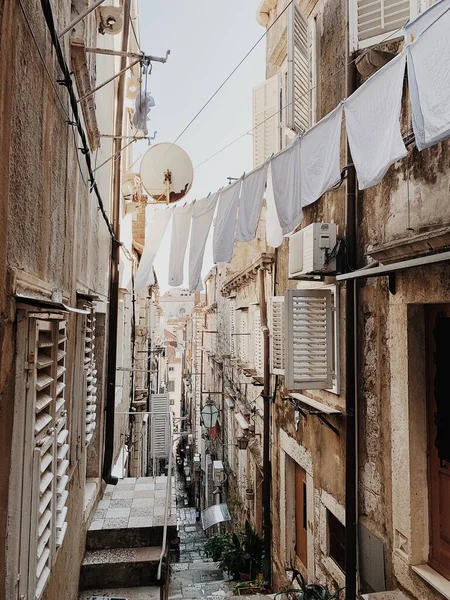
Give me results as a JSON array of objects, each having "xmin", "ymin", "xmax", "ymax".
[
  {"xmin": 77, "ymin": 57, "xmax": 141, "ymax": 104},
  {"xmin": 259, "ymin": 268, "xmax": 272, "ymax": 584},
  {"xmin": 345, "ymin": 51, "xmax": 358, "ymax": 600},
  {"xmin": 102, "ymin": 0, "xmax": 131, "ymax": 486},
  {"xmin": 86, "ymin": 46, "xmax": 170, "ymax": 63},
  {"xmin": 59, "ymin": 0, "xmax": 106, "ymax": 37}
]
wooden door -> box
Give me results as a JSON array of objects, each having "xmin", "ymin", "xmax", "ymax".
[
  {"xmin": 295, "ymin": 463, "xmax": 308, "ymax": 567},
  {"xmin": 426, "ymin": 305, "xmax": 450, "ymax": 579}
]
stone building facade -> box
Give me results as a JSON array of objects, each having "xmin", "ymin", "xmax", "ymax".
[{"xmin": 0, "ymin": 1, "xmax": 152, "ymax": 598}]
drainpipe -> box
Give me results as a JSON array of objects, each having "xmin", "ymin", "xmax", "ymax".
[
  {"xmin": 345, "ymin": 54, "xmax": 358, "ymax": 600},
  {"xmin": 102, "ymin": 0, "xmax": 131, "ymax": 485},
  {"xmin": 259, "ymin": 267, "xmax": 272, "ymax": 584}
]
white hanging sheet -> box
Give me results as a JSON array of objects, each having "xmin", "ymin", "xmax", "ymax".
[
  {"xmin": 344, "ymin": 51, "xmax": 407, "ymax": 190},
  {"xmin": 189, "ymin": 192, "xmax": 219, "ymax": 292},
  {"xmin": 406, "ymin": 7, "xmax": 450, "ymax": 150},
  {"xmin": 404, "ymin": 0, "xmax": 450, "ymax": 45},
  {"xmin": 213, "ymin": 179, "xmax": 242, "ymax": 263},
  {"xmin": 135, "ymin": 207, "xmax": 173, "ymax": 293},
  {"xmin": 271, "ymin": 137, "xmax": 303, "ymax": 235},
  {"xmin": 300, "ymin": 104, "xmax": 343, "ymax": 207},
  {"xmin": 168, "ymin": 203, "xmax": 193, "ymax": 287},
  {"xmin": 265, "ymin": 169, "xmax": 283, "ymax": 249},
  {"xmin": 236, "ymin": 161, "xmax": 269, "ymax": 242}
]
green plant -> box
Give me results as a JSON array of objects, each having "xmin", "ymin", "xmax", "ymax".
[
  {"xmin": 274, "ymin": 571, "xmax": 344, "ymax": 600},
  {"xmin": 203, "ymin": 532, "xmax": 233, "ymax": 562},
  {"xmin": 233, "ymin": 579, "xmax": 269, "ymax": 595},
  {"xmin": 219, "ymin": 520, "xmax": 264, "ymax": 581}
]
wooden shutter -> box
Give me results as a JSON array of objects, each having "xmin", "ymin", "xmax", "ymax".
[
  {"xmin": 253, "ymin": 74, "xmax": 281, "ymax": 168},
  {"xmin": 238, "ymin": 310, "xmax": 249, "ymax": 364},
  {"xmin": 287, "ymin": 4, "xmax": 310, "ymax": 133},
  {"xmin": 229, "ymin": 299, "xmax": 235, "ymax": 357},
  {"xmin": 254, "ymin": 307, "xmax": 263, "ymax": 375},
  {"xmin": 150, "ymin": 393, "xmax": 170, "ymax": 459},
  {"xmin": 29, "ymin": 317, "xmax": 69, "ymax": 598},
  {"xmin": 270, "ymin": 296, "xmax": 285, "ymax": 375},
  {"xmin": 84, "ymin": 308, "xmax": 97, "ymax": 445},
  {"xmin": 352, "ymin": 0, "xmax": 413, "ymax": 50},
  {"xmin": 55, "ymin": 320, "xmax": 69, "ymax": 549},
  {"xmin": 285, "ymin": 289, "xmax": 333, "ymax": 390}
]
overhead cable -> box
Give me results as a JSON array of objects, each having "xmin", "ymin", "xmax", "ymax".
[
  {"xmin": 170, "ymin": 0, "xmax": 296, "ymax": 147},
  {"xmin": 194, "ymin": 24, "xmax": 407, "ymax": 169},
  {"xmin": 39, "ymin": 0, "xmax": 121, "ymax": 244}
]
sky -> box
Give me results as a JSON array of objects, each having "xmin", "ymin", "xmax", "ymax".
[{"xmin": 134, "ymin": 0, "xmax": 266, "ymax": 291}]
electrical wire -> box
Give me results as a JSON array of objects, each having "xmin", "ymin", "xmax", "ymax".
[
  {"xmin": 171, "ymin": 0, "xmax": 296, "ymax": 147},
  {"xmin": 39, "ymin": 0, "xmax": 120, "ymax": 244},
  {"xmin": 194, "ymin": 24, "xmax": 407, "ymax": 170}
]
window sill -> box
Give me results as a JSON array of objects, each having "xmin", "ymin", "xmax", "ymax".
[
  {"xmin": 84, "ymin": 478, "xmax": 99, "ymax": 520},
  {"xmin": 412, "ymin": 564, "xmax": 450, "ymax": 600}
]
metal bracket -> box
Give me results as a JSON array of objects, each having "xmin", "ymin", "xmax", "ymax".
[
  {"xmin": 78, "ymin": 57, "xmax": 141, "ymax": 104},
  {"xmin": 85, "ymin": 47, "xmax": 170, "ymax": 64}
]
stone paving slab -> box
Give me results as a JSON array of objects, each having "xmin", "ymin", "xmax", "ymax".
[{"xmin": 79, "ymin": 586, "xmax": 161, "ymax": 599}]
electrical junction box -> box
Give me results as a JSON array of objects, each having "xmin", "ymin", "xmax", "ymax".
[{"xmin": 288, "ymin": 223, "xmax": 337, "ymax": 278}]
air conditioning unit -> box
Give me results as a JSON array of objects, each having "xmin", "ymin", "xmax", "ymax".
[
  {"xmin": 97, "ymin": 6, "xmax": 124, "ymax": 35},
  {"xmin": 213, "ymin": 460, "xmax": 224, "ymax": 482},
  {"xmin": 289, "ymin": 223, "xmax": 337, "ymax": 278}
]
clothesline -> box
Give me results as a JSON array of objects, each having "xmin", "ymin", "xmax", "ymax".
[{"xmin": 135, "ymin": 0, "xmax": 450, "ymax": 294}]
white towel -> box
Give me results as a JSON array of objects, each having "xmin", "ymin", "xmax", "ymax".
[
  {"xmin": 271, "ymin": 138, "xmax": 303, "ymax": 235},
  {"xmin": 265, "ymin": 170, "xmax": 283, "ymax": 249},
  {"xmin": 344, "ymin": 52, "xmax": 407, "ymax": 190},
  {"xmin": 135, "ymin": 207, "xmax": 172, "ymax": 293},
  {"xmin": 404, "ymin": 0, "xmax": 450, "ymax": 45},
  {"xmin": 213, "ymin": 179, "xmax": 242, "ymax": 263},
  {"xmin": 168, "ymin": 203, "xmax": 192, "ymax": 287},
  {"xmin": 407, "ymin": 7, "xmax": 450, "ymax": 150},
  {"xmin": 300, "ymin": 104, "xmax": 343, "ymax": 207},
  {"xmin": 189, "ymin": 192, "xmax": 219, "ymax": 292},
  {"xmin": 236, "ymin": 161, "xmax": 269, "ymax": 242}
]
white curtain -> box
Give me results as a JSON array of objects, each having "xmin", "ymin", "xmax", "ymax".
[{"xmin": 271, "ymin": 138, "xmax": 303, "ymax": 235}]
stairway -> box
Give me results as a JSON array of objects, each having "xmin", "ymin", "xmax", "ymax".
[{"xmin": 79, "ymin": 477, "xmax": 177, "ymax": 594}]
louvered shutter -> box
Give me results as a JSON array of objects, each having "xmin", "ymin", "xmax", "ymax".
[
  {"xmin": 84, "ymin": 308, "xmax": 97, "ymax": 445},
  {"xmin": 238, "ymin": 310, "xmax": 249, "ymax": 364},
  {"xmin": 229, "ymin": 299, "xmax": 235, "ymax": 357},
  {"xmin": 270, "ymin": 297, "xmax": 285, "ymax": 375},
  {"xmin": 253, "ymin": 74, "xmax": 281, "ymax": 168},
  {"xmin": 55, "ymin": 320, "xmax": 69, "ymax": 548},
  {"xmin": 285, "ymin": 289, "xmax": 333, "ymax": 390},
  {"xmin": 254, "ymin": 307, "xmax": 263, "ymax": 375},
  {"xmin": 150, "ymin": 393, "xmax": 170, "ymax": 459},
  {"xmin": 351, "ymin": 0, "xmax": 414, "ymax": 50},
  {"xmin": 287, "ymin": 4, "xmax": 310, "ymax": 133}
]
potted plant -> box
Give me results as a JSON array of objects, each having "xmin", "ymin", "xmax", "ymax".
[
  {"xmin": 203, "ymin": 532, "xmax": 233, "ymax": 562},
  {"xmin": 273, "ymin": 571, "xmax": 344, "ymax": 599},
  {"xmin": 245, "ymin": 488, "xmax": 254, "ymax": 501}
]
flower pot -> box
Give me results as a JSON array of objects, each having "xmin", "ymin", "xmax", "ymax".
[
  {"xmin": 239, "ymin": 572, "xmax": 250, "ymax": 581},
  {"xmin": 245, "ymin": 488, "xmax": 254, "ymax": 501}
]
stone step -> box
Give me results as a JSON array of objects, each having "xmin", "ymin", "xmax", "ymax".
[
  {"xmin": 87, "ymin": 524, "xmax": 178, "ymax": 550},
  {"xmin": 79, "ymin": 546, "xmax": 167, "ymax": 590}
]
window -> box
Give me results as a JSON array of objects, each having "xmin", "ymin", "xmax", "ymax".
[
  {"xmin": 169, "ymin": 366, "xmax": 174, "ymax": 372},
  {"xmin": 270, "ymin": 296, "xmax": 285, "ymax": 375},
  {"xmin": 229, "ymin": 299, "xmax": 236, "ymax": 357},
  {"xmin": 287, "ymin": 3, "xmax": 311, "ymax": 133},
  {"xmin": 285, "ymin": 288, "xmax": 338, "ymax": 391},
  {"xmin": 167, "ymin": 380, "xmax": 175, "ymax": 392},
  {"xmin": 349, "ymin": 0, "xmax": 417, "ymax": 51},
  {"xmin": 425, "ymin": 305, "xmax": 450, "ymax": 578},
  {"xmin": 252, "ymin": 74, "xmax": 281, "ymax": 168},
  {"xmin": 18, "ymin": 315, "xmax": 70, "ymax": 599},
  {"xmin": 328, "ymin": 510, "xmax": 346, "ymax": 572},
  {"xmin": 295, "ymin": 464, "xmax": 308, "ymax": 567}
]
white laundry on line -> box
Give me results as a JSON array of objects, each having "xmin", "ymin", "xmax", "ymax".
[
  {"xmin": 265, "ymin": 170, "xmax": 283, "ymax": 249},
  {"xmin": 271, "ymin": 137, "xmax": 303, "ymax": 235},
  {"xmin": 189, "ymin": 192, "xmax": 219, "ymax": 292},
  {"xmin": 406, "ymin": 6, "xmax": 450, "ymax": 150},
  {"xmin": 344, "ymin": 51, "xmax": 407, "ymax": 190},
  {"xmin": 213, "ymin": 178, "xmax": 242, "ymax": 263},
  {"xmin": 135, "ymin": 207, "xmax": 173, "ymax": 293},
  {"xmin": 168, "ymin": 203, "xmax": 192, "ymax": 287},
  {"xmin": 235, "ymin": 161, "xmax": 269, "ymax": 243},
  {"xmin": 404, "ymin": 0, "xmax": 450, "ymax": 45},
  {"xmin": 300, "ymin": 103, "xmax": 343, "ymax": 208}
]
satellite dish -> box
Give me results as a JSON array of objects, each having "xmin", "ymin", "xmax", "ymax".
[{"xmin": 140, "ymin": 143, "xmax": 194, "ymax": 204}]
